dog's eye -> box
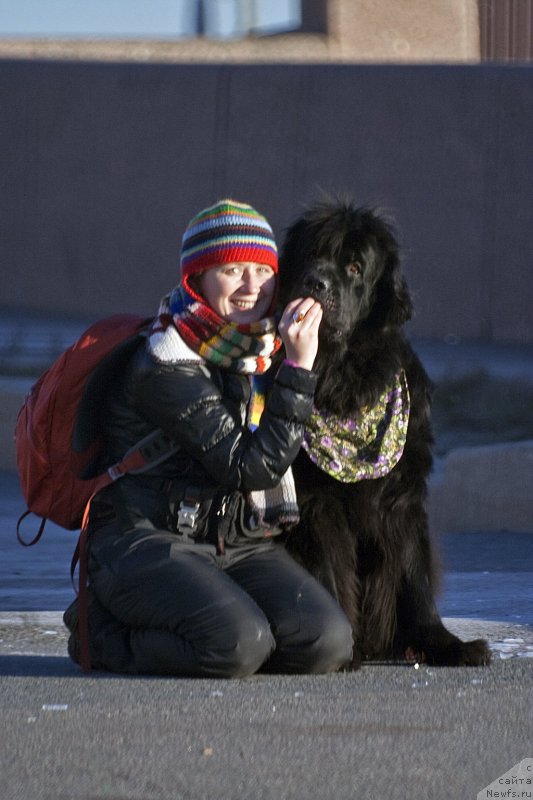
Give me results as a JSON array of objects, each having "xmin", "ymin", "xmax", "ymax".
[{"xmin": 346, "ymin": 262, "xmax": 362, "ymax": 277}]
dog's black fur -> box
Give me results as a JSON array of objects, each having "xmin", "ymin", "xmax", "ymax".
[{"xmin": 279, "ymin": 200, "xmax": 491, "ymax": 668}]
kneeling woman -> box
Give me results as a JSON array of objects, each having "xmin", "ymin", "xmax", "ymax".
[{"xmin": 65, "ymin": 199, "xmax": 353, "ymax": 677}]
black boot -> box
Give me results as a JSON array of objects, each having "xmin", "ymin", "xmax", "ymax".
[
  {"xmin": 63, "ymin": 589, "xmax": 133, "ymax": 672},
  {"xmin": 63, "ymin": 590, "xmax": 103, "ymax": 669}
]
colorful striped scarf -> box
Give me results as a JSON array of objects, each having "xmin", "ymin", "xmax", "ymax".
[{"xmin": 154, "ymin": 286, "xmax": 281, "ymax": 374}]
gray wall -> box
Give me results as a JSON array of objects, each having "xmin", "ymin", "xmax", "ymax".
[{"xmin": 1, "ymin": 60, "xmax": 532, "ymax": 342}]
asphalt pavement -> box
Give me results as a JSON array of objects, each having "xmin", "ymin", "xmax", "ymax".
[{"xmin": 1, "ymin": 657, "xmax": 532, "ymax": 800}]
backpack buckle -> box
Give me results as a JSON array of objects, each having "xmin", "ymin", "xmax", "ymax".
[{"xmin": 177, "ymin": 499, "xmax": 200, "ymax": 537}]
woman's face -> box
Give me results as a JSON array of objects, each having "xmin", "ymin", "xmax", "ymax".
[{"xmin": 196, "ymin": 262, "xmax": 277, "ymax": 324}]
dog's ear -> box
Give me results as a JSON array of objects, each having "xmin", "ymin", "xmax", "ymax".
[
  {"xmin": 388, "ymin": 265, "xmax": 413, "ymax": 326},
  {"xmin": 278, "ymin": 218, "xmax": 310, "ymax": 303},
  {"xmin": 358, "ymin": 208, "xmax": 412, "ymax": 328},
  {"xmin": 373, "ymin": 252, "xmax": 413, "ymax": 328}
]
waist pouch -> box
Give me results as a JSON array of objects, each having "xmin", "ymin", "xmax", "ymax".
[
  {"xmin": 93, "ymin": 475, "xmax": 281, "ymax": 543},
  {"xmin": 168, "ymin": 484, "xmax": 281, "ymax": 544}
]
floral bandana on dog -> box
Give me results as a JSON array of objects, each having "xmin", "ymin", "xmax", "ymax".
[{"xmin": 302, "ymin": 371, "xmax": 410, "ymax": 482}]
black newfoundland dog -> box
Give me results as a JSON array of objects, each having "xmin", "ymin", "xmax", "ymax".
[{"xmin": 279, "ymin": 200, "xmax": 491, "ymax": 669}]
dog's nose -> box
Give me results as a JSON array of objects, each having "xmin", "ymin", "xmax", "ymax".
[{"xmin": 303, "ymin": 274, "xmax": 330, "ymax": 296}]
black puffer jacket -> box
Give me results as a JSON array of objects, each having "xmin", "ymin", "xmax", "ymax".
[{"xmin": 95, "ymin": 341, "xmax": 318, "ymax": 545}]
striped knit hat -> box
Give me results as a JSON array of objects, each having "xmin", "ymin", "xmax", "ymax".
[{"xmin": 180, "ymin": 199, "xmax": 278, "ymax": 299}]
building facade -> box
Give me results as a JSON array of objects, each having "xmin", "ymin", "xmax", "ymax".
[{"xmin": 0, "ymin": 0, "xmax": 531, "ymax": 64}]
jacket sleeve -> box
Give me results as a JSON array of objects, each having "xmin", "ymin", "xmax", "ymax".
[{"xmin": 129, "ymin": 352, "xmax": 318, "ymax": 492}]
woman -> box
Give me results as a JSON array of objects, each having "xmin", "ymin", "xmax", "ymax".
[{"xmin": 64, "ymin": 199, "xmax": 353, "ymax": 677}]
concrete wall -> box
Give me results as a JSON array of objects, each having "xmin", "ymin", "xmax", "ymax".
[
  {"xmin": 1, "ymin": 59, "xmax": 533, "ymax": 343},
  {"xmin": 333, "ymin": 0, "xmax": 480, "ymax": 62}
]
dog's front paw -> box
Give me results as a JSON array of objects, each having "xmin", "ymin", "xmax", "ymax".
[
  {"xmin": 426, "ymin": 637, "xmax": 491, "ymax": 667},
  {"xmin": 457, "ymin": 638, "xmax": 492, "ymax": 666}
]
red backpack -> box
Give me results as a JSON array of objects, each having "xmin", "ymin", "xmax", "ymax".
[
  {"xmin": 15, "ymin": 313, "xmax": 156, "ymax": 541},
  {"xmin": 15, "ymin": 313, "xmax": 179, "ymax": 671}
]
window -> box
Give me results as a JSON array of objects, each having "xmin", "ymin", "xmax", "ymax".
[
  {"xmin": 0, "ymin": 0, "xmax": 309, "ymax": 39},
  {"xmin": 0, "ymin": 0, "xmax": 187, "ymax": 37},
  {"xmin": 198, "ymin": 0, "xmax": 302, "ymax": 39}
]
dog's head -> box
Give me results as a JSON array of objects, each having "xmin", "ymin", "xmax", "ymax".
[{"xmin": 279, "ymin": 201, "xmax": 412, "ymax": 344}]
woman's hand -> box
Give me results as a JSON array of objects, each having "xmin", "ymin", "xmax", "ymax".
[{"xmin": 278, "ymin": 297, "xmax": 323, "ymax": 371}]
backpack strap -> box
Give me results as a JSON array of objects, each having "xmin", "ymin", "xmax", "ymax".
[
  {"xmin": 16, "ymin": 512, "xmax": 47, "ymax": 547},
  {"xmin": 108, "ymin": 428, "xmax": 180, "ymax": 479},
  {"xmin": 17, "ymin": 428, "xmax": 179, "ymax": 546}
]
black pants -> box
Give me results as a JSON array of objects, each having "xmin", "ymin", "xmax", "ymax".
[{"xmin": 85, "ymin": 523, "xmax": 353, "ymax": 678}]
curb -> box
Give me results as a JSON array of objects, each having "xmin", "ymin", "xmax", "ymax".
[
  {"xmin": 0, "ymin": 376, "xmax": 32, "ymax": 471},
  {"xmin": 428, "ymin": 440, "xmax": 533, "ymax": 534},
  {"xmin": 0, "ymin": 611, "xmax": 66, "ymax": 625}
]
